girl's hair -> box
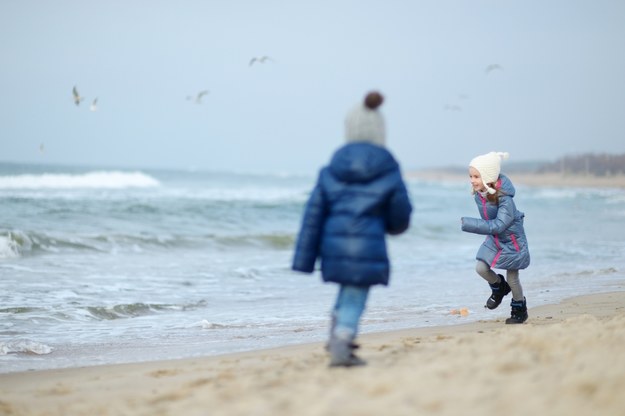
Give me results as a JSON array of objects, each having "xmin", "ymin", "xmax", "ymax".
[{"xmin": 484, "ymin": 182, "xmax": 507, "ymax": 204}]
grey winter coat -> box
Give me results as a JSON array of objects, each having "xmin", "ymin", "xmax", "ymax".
[{"xmin": 461, "ymin": 174, "xmax": 530, "ymax": 270}]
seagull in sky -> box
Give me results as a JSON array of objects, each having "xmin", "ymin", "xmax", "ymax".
[
  {"xmin": 444, "ymin": 104, "xmax": 462, "ymax": 112},
  {"xmin": 187, "ymin": 90, "xmax": 210, "ymax": 104},
  {"xmin": 484, "ymin": 64, "xmax": 503, "ymax": 75},
  {"xmin": 90, "ymin": 98, "xmax": 98, "ymax": 112},
  {"xmin": 249, "ymin": 56, "xmax": 274, "ymax": 66},
  {"xmin": 72, "ymin": 86, "xmax": 84, "ymax": 106},
  {"xmin": 39, "ymin": 143, "xmax": 45, "ymax": 154}
]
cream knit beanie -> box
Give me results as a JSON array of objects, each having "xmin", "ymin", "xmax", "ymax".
[
  {"xmin": 345, "ymin": 91, "xmax": 386, "ymax": 147},
  {"xmin": 469, "ymin": 151, "xmax": 510, "ymax": 194}
]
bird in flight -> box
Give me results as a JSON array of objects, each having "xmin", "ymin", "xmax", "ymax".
[
  {"xmin": 484, "ymin": 64, "xmax": 503, "ymax": 75},
  {"xmin": 90, "ymin": 98, "xmax": 98, "ymax": 112},
  {"xmin": 249, "ymin": 56, "xmax": 274, "ymax": 66},
  {"xmin": 72, "ymin": 86, "xmax": 84, "ymax": 106},
  {"xmin": 187, "ymin": 90, "xmax": 210, "ymax": 104},
  {"xmin": 444, "ymin": 104, "xmax": 462, "ymax": 112}
]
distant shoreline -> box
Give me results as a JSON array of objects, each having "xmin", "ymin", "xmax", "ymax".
[{"xmin": 406, "ymin": 169, "xmax": 625, "ymax": 189}]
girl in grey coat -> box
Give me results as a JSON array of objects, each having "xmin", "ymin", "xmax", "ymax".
[{"xmin": 461, "ymin": 152, "xmax": 530, "ymax": 324}]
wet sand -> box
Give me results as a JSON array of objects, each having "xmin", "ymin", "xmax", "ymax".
[{"xmin": 1, "ymin": 290, "xmax": 624, "ymax": 416}]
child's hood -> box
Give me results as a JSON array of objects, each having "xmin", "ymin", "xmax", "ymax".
[
  {"xmin": 328, "ymin": 142, "xmax": 399, "ymax": 183},
  {"xmin": 498, "ymin": 174, "xmax": 516, "ymax": 197}
]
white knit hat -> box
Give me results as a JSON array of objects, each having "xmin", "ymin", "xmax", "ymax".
[
  {"xmin": 469, "ymin": 151, "xmax": 510, "ymax": 194},
  {"xmin": 345, "ymin": 91, "xmax": 386, "ymax": 146}
]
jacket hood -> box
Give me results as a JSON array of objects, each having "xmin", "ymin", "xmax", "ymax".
[
  {"xmin": 328, "ymin": 142, "xmax": 399, "ymax": 183},
  {"xmin": 498, "ymin": 174, "xmax": 516, "ymax": 197}
]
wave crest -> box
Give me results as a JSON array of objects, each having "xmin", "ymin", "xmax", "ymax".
[
  {"xmin": 0, "ymin": 171, "xmax": 160, "ymax": 189},
  {"xmin": 0, "ymin": 339, "xmax": 53, "ymax": 355},
  {"xmin": 0, "ymin": 231, "xmax": 31, "ymax": 259},
  {"xmin": 0, "ymin": 229, "xmax": 296, "ymax": 259}
]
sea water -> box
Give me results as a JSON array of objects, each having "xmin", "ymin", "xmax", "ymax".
[{"xmin": 1, "ymin": 162, "xmax": 624, "ymax": 373}]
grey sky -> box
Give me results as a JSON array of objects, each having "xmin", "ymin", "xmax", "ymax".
[{"xmin": 1, "ymin": 1, "xmax": 624, "ymax": 175}]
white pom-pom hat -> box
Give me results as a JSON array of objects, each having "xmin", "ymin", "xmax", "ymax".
[{"xmin": 469, "ymin": 151, "xmax": 510, "ymax": 194}]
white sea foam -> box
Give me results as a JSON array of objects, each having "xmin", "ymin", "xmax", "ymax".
[
  {"xmin": 196, "ymin": 320, "xmax": 227, "ymax": 329},
  {"xmin": 0, "ymin": 235, "xmax": 20, "ymax": 258},
  {"xmin": 0, "ymin": 171, "xmax": 160, "ymax": 189},
  {"xmin": 0, "ymin": 340, "xmax": 53, "ymax": 355},
  {"xmin": 157, "ymin": 186, "xmax": 308, "ymax": 203},
  {"xmin": 0, "ymin": 231, "xmax": 33, "ymax": 259}
]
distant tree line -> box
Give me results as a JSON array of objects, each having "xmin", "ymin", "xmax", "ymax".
[
  {"xmin": 535, "ymin": 153, "xmax": 625, "ymax": 176},
  {"xmin": 421, "ymin": 153, "xmax": 625, "ymax": 176}
]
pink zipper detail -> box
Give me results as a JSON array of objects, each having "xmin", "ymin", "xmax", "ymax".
[
  {"xmin": 491, "ymin": 250, "xmax": 501, "ymax": 268},
  {"xmin": 479, "ymin": 195, "xmax": 488, "ymax": 219},
  {"xmin": 511, "ymin": 234, "xmax": 520, "ymax": 251},
  {"xmin": 481, "ymin": 194, "xmax": 503, "ymax": 268}
]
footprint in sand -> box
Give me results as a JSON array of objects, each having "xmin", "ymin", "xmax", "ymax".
[{"xmin": 149, "ymin": 369, "xmax": 180, "ymax": 378}]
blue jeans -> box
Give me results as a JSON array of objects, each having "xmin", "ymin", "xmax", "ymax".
[{"xmin": 331, "ymin": 284, "xmax": 370, "ymax": 339}]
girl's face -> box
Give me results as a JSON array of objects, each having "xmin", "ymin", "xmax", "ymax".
[{"xmin": 469, "ymin": 167, "xmax": 486, "ymax": 192}]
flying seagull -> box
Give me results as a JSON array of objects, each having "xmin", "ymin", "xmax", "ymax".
[
  {"xmin": 444, "ymin": 104, "xmax": 462, "ymax": 112},
  {"xmin": 484, "ymin": 64, "xmax": 503, "ymax": 75},
  {"xmin": 249, "ymin": 56, "xmax": 274, "ymax": 66},
  {"xmin": 90, "ymin": 98, "xmax": 98, "ymax": 112},
  {"xmin": 187, "ymin": 90, "xmax": 210, "ymax": 104},
  {"xmin": 72, "ymin": 86, "xmax": 84, "ymax": 106}
]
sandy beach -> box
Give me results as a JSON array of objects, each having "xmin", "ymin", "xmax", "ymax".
[
  {"xmin": 406, "ymin": 170, "xmax": 625, "ymax": 189},
  {"xmin": 1, "ymin": 290, "xmax": 624, "ymax": 416}
]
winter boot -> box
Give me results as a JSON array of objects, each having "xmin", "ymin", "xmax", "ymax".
[
  {"xmin": 485, "ymin": 274, "xmax": 511, "ymax": 310},
  {"xmin": 328, "ymin": 329, "xmax": 366, "ymax": 368},
  {"xmin": 324, "ymin": 314, "xmax": 360, "ymax": 352},
  {"xmin": 505, "ymin": 298, "xmax": 528, "ymax": 324}
]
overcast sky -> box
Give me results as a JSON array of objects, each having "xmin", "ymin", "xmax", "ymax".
[{"xmin": 1, "ymin": 1, "xmax": 624, "ymax": 174}]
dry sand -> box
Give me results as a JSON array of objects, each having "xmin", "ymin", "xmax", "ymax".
[{"xmin": 1, "ymin": 290, "xmax": 625, "ymax": 416}]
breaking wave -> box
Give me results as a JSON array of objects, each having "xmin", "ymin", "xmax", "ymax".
[
  {"xmin": 0, "ymin": 229, "xmax": 295, "ymax": 259},
  {"xmin": 0, "ymin": 339, "xmax": 53, "ymax": 355},
  {"xmin": 0, "ymin": 171, "xmax": 160, "ymax": 189}
]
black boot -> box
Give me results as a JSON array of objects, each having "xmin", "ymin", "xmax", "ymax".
[
  {"xmin": 505, "ymin": 298, "xmax": 528, "ymax": 324},
  {"xmin": 485, "ymin": 274, "xmax": 511, "ymax": 310}
]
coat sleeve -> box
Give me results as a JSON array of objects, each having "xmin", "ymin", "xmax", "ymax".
[
  {"xmin": 385, "ymin": 177, "xmax": 412, "ymax": 235},
  {"xmin": 292, "ymin": 184, "xmax": 326, "ymax": 273},
  {"xmin": 461, "ymin": 196, "xmax": 515, "ymax": 235}
]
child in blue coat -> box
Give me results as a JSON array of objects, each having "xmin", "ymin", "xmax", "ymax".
[
  {"xmin": 461, "ymin": 152, "xmax": 530, "ymax": 324},
  {"xmin": 292, "ymin": 91, "xmax": 412, "ymax": 367}
]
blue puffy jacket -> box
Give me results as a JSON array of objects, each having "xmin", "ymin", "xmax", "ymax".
[
  {"xmin": 461, "ymin": 174, "xmax": 530, "ymax": 270},
  {"xmin": 292, "ymin": 142, "xmax": 412, "ymax": 286}
]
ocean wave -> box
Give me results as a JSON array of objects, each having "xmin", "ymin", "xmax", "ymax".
[
  {"xmin": 0, "ymin": 230, "xmax": 99, "ymax": 259},
  {"xmin": 215, "ymin": 234, "xmax": 295, "ymax": 250},
  {"xmin": 85, "ymin": 300, "xmax": 208, "ymax": 321},
  {"xmin": 553, "ymin": 267, "xmax": 619, "ymax": 278},
  {"xmin": 0, "ymin": 339, "xmax": 53, "ymax": 355},
  {"xmin": 0, "ymin": 229, "xmax": 296, "ymax": 259},
  {"xmin": 0, "ymin": 171, "xmax": 160, "ymax": 189},
  {"xmin": 0, "ymin": 234, "xmax": 22, "ymax": 258}
]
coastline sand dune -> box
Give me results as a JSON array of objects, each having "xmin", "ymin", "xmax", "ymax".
[{"xmin": 1, "ymin": 291, "xmax": 624, "ymax": 415}]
